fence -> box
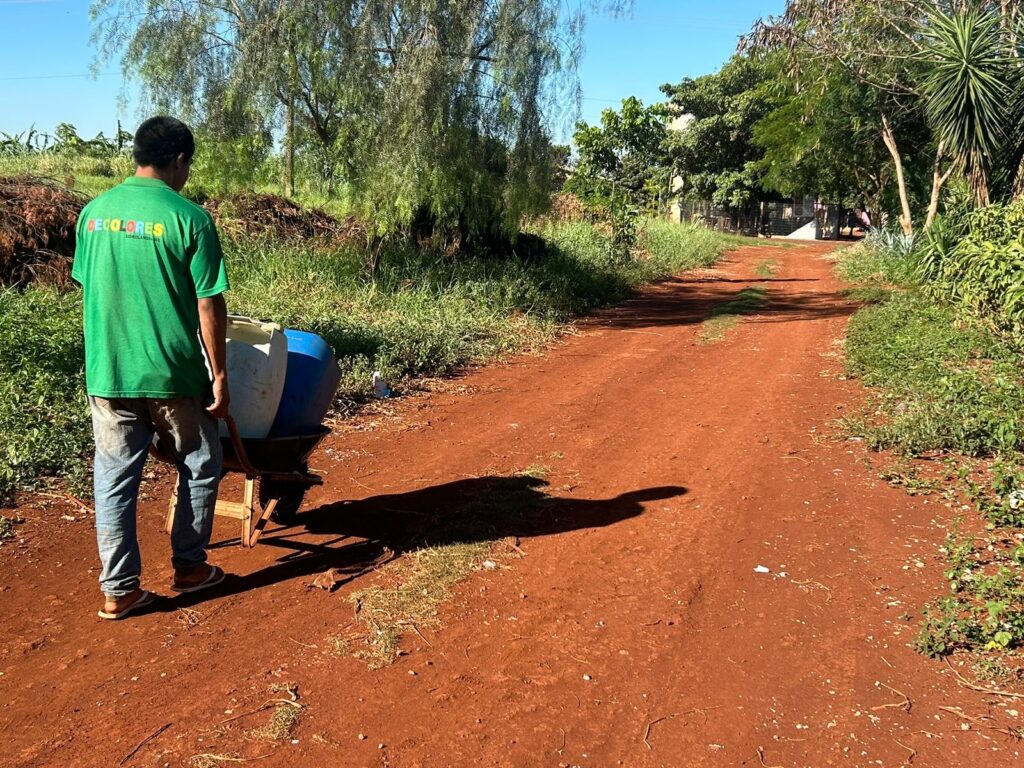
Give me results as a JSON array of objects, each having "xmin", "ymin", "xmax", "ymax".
[{"xmin": 673, "ymin": 198, "xmax": 843, "ymax": 239}]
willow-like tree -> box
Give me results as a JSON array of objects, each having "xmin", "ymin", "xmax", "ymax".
[{"xmin": 91, "ymin": 0, "xmax": 596, "ymax": 239}]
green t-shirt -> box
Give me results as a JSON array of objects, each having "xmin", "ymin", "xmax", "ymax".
[{"xmin": 71, "ymin": 176, "xmax": 230, "ymax": 398}]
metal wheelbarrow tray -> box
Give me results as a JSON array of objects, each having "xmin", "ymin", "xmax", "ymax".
[{"xmin": 150, "ymin": 416, "xmax": 330, "ymax": 547}]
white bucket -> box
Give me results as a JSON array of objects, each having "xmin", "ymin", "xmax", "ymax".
[{"xmin": 216, "ymin": 315, "xmax": 288, "ymax": 439}]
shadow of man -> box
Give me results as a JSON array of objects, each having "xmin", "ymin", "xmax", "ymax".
[{"xmin": 196, "ymin": 476, "xmax": 687, "ymax": 601}]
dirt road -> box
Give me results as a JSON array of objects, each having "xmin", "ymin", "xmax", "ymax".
[{"xmin": 3, "ymin": 241, "xmax": 1021, "ymax": 767}]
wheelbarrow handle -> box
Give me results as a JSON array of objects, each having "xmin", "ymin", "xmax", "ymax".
[{"xmin": 223, "ymin": 413, "xmax": 259, "ymax": 477}]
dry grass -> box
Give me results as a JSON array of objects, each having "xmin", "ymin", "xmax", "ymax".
[
  {"xmin": 349, "ymin": 541, "xmax": 495, "ymax": 667},
  {"xmin": 245, "ymin": 702, "xmax": 302, "ymax": 742}
]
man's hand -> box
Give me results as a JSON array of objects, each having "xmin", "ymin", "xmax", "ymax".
[
  {"xmin": 198, "ymin": 294, "xmax": 229, "ymax": 420},
  {"xmin": 207, "ymin": 376, "xmax": 230, "ymax": 419}
]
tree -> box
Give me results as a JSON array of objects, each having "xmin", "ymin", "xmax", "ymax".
[
  {"xmin": 752, "ymin": 60, "xmax": 929, "ymax": 224},
  {"xmin": 567, "ymin": 96, "xmax": 670, "ymax": 214},
  {"xmin": 91, "ymin": 0, "xmax": 591, "ymax": 240},
  {"xmin": 749, "ymin": 1, "xmax": 1024, "ymax": 233},
  {"xmin": 661, "ymin": 56, "xmax": 779, "ymax": 215},
  {"xmin": 920, "ymin": 6, "xmax": 1012, "ymax": 209}
]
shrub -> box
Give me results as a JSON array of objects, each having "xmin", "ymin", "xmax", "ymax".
[{"xmin": 919, "ymin": 201, "xmax": 1024, "ymax": 344}]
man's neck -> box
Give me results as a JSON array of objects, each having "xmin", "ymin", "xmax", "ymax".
[{"xmin": 135, "ymin": 166, "xmax": 173, "ymax": 185}]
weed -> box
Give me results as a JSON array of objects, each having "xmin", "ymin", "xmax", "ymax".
[
  {"xmin": 754, "ymin": 259, "xmax": 777, "ymax": 278},
  {"xmin": 878, "ymin": 459, "xmax": 939, "ymax": 496},
  {"xmin": 845, "ymin": 291, "xmax": 1024, "ymax": 456},
  {"xmin": 913, "ymin": 597, "xmax": 968, "ymax": 657}
]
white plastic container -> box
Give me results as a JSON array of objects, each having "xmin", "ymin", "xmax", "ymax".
[{"xmin": 217, "ymin": 315, "xmax": 288, "ymax": 438}]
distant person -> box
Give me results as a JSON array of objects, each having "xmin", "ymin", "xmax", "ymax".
[
  {"xmin": 72, "ymin": 116, "xmax": 230, "ymax": 620},
  {"xmin": 855, "ymin": 207, "xmax": 872, "ymax": 230},
  {"xmin": 845, "ymin": 208, "xmax": 857, "ymax": 237}
]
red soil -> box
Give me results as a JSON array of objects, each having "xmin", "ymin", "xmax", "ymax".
[{"xmin": 2, "ymin": 241, "xmax": 1021, "ymax": 768}]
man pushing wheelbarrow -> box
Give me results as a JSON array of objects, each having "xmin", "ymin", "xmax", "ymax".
[{"xmin": 72, "ymin": 116, "xmax": 230, "ymax": 620}]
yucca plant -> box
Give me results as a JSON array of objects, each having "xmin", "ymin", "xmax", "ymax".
[{"xmin": 920, "ymin": 7, "xmax": 1012, "ymax": 208}]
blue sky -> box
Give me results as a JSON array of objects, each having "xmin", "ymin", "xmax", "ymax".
[{"xmin": 0, "ymin": 0, "xmax": 782, "ymax": 143}]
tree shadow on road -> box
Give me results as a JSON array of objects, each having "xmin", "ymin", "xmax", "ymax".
[
  {"xmin": 591, "ymin": 279, "xmax": 857, "ymax": 331},
  {"xmin": 190, "ymin": 478, "xmax": 686, "ymax": 602}
]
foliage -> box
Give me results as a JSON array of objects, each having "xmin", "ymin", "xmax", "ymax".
[
  {"xmin": 90, "ymin": 0, "xmax": 586, "ymax": 239},
  {"xmin": 661, "ymin": 56, "xmax": 779, "ymax": 211},
  {"xmin": 919, "ymin": 200, "xmax": 1024, "ymax": 344},
  {"xmin": 920, "ymin": 7, "xmax": 1011, "ymax": 206},
  {"xmin": 567, "ymin": 96, "xmax": 671, "ymax": 219},
  {"xmin": 752, "ymin": 60, "xmax": 923, "ymax": 217},
  {"xmin": 0, "ymin": 288, "xmax": 91, "ymax": 503}
]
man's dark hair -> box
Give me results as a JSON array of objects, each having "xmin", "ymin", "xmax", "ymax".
[{"xmin": 132, "ymin": 116, "xmax": 195, "ymax": 169}]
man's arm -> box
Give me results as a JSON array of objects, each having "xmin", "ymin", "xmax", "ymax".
[{"xmin": 198, "ymin": 294, "xmax": 229, "ymax": 419}]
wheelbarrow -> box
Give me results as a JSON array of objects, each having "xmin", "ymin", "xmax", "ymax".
[{"xmin": 151, "ymin": 415, "xmax": 329, "ymax": 547}]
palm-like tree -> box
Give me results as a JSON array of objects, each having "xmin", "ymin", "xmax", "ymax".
[{"xmin": 920, "ymin": 7, "xmax": 1012, "ymax": 207}]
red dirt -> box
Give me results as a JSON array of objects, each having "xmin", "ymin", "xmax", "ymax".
[{"xmin": 2, "ymin": 241, "xmax": 1021, "ymax": 767}]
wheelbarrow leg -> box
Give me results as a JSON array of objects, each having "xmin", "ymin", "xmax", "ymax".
[
  {"xmin": 240, "ymin": 475, "xmax": 255, "ymax": 548},
  {"xmin": 166, "ymin": 492, "xmax": 176, "ymax": 535}
]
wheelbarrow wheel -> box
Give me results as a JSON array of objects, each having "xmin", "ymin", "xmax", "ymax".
[{"xmin": 259, "ymin": 475, "xmax": 310, "ymax": 524}]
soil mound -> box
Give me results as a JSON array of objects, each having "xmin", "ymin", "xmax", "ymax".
[
  {"xmin": 203, "ymin": 193, "xmax": 368, "ymax": 244},
  {"xmin": 0, "ymin": 176, "xmax": 86, "ymax": 288}
]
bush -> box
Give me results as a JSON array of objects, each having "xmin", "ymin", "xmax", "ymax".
[{"xmin": 919, "ymin": 201, "xmax": 1024, "ymax": 345}]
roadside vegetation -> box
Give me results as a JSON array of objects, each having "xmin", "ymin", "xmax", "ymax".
[
  {"xmin": 837, "ymin": 233, "xmax": 1024, "ymax": 679},
  {"xmin": 0, "ymin": 169, "xmax": 733, "ymax": 506}
]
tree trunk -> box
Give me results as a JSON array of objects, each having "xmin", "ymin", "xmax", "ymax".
[
  {"xmin": 881, "ymin": 113, "xmax": 913, "ymax": 235},
  {"xmin": 283, "ymin": 94, "xmax": 295, "ymax": 198},
  {"xmin": 924, "ymin": 140, "xmax": 955, "ymax": 231}
]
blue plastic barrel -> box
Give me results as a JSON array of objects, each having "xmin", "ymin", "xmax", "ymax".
[{"xmin": 269, "ymin": 329, "xmax": 342, "ymax": 437}]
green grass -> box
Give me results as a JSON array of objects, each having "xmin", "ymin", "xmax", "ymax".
[
  {"xmin": 699, "ymin": 286, "xmax": 767, "ymax": 343},
  {"xmin": 845, "ymin": 291, "xmax": 1024, "ymax": 456},
  {"xmin": 839, "ymin": 242, "xmax": 1024, "ymax": 666},
  {"xmin": 835, "ymin": 242, "xmax": 918, "ymax": 289},
  {"xmin": 0, "ymin": 217, "xmax": 733, "ymax": 502},
  {"xmin": 754, "ymin": 259, "xmax": 777, "ymax": 278},
  {"xmin": 0, "ymin": 288, "xmax": 91, "ymax": 503}
]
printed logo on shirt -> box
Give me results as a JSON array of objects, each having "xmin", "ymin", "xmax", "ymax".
[{"xmin": 86, "ymin": 218, "xmax": 165, "ymax": 239}]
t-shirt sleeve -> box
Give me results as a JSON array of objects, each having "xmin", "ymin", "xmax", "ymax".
[{"xmin": 189, "ymin": 221, "xmax": 230, "ymax": 298}]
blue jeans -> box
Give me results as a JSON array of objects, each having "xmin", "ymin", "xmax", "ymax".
[{"xmin": 90, "ymin": 396, "xmax": 223, "ymax": 597}]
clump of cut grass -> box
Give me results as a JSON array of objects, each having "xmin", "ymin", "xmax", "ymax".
[
  {"xmin": 327, "ymin": 635, "xmax": 351, "ymax": 656},
  {"xmin": 245, "ymin": 683, "xmax": 303, "ymax": 742},
  {"xmin": 350, "ymin": 541, "xmax": 494, "ymax": 667},
  {"xmin": 517, "ymin": 464, "xmax": 551, "ymax": 479},
  {"xmin": 191, "ymin": 753, "xmax": 243, "ymax": 768},
  {"xmin": 246, "ymin": 703, "xmax": 302, "ymax": 742},
  {"xmin": 699, "ymin": 286, "xmax": 767, "ymax": 343}
]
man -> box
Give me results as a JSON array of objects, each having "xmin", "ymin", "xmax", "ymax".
[{"xmin": 72, "ymin": 116, "xmax": 230, "ymax": 620}]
